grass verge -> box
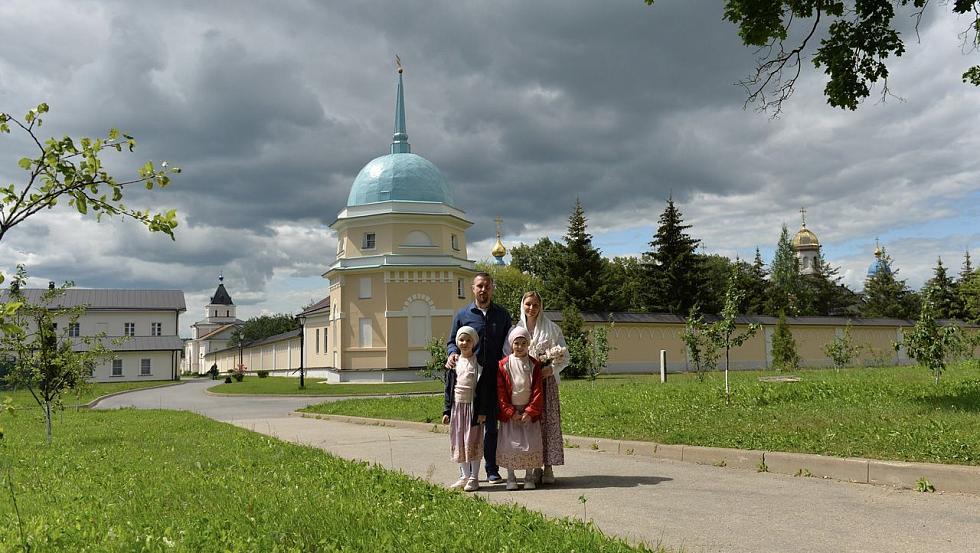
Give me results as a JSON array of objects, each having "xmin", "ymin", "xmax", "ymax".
[
  {"xmin": 209, "ymin": 377, "xmax": 442, "ymax": 396},
  {"xmin": 302, "ymin": 364, "xmax": 980, "ymax": 466},
  {"xmin": 0, "ymin": 403, "xmax": 657, "ymax": 552}
]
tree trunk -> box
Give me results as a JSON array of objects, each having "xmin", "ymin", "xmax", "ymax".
[
  {"xmin": 724, "ymin": 346, "xmax": 731, "ymax": 405},
  {"xmin": 44, "ymin": 400, "xmax": 53, "ymax": 444}
]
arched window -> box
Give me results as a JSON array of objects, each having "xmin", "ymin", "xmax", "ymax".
[{"xmin": 407, "ymin": 299, "xmax": 432, "ymax": 347}]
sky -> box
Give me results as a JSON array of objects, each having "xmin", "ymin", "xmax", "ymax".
[{"xmin": 1, "ymin": 0, "xmax": 978, "ymax": 337}]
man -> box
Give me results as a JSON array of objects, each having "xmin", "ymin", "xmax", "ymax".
[{"xmin": 446, "ymin": 272, "xmax": 511, "ymax": 483}]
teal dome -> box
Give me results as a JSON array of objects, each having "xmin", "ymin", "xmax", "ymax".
[{"xmin": 347, "ymin": 153, "xmax": 454, "ymax": 207}]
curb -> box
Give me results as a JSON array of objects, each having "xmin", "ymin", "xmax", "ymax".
[
  {"xmin": 294, "ymin": 412, "xmax": 980, "ymax": 496},
  {"xmin": 206, "ymin": 388, "xmax": 441, "ymax": 399},
  {"xmin": 85, "ymin": 381, "xmax": 187, "ymax": 408}
]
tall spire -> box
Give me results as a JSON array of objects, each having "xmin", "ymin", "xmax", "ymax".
[{"xmin": 391, "ymin": 56, "xmax": 411, "ymax": 154}]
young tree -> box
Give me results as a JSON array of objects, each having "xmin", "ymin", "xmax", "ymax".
[
  {"xmin": 766, "ymin": 225, "xmax": 804, "ymax": 316},
  {"xmin": 644, "ymin": 1, "xmax": 980, "ymax": 113},
  {"xmin": 681, "ymin": 310, "xmax": 720, "ymax": 382},
  {"xmin": 585, "ymin": 324, "xmax": 612, "ymax": 382},
  {"xmin": 708, "ymin": 270, "xmax": 760, "ymax": 403},
  {"xmin": 2, "ymin": 267, "xmax": 114, "ymax": 443},
  {"xmin": 229, "ymin": 314, "xmax": 301, "ymax": 347},
  {"xmin": 902, "ymin": 286, "xmax": 964, "ymax": 384},
  {"xmin": 645, "ymin": 197, "xmax": 702, "ymax": 314},
  {"xmin": 557, "ymin": 306, "xmax": 588, "ymax": 378},
  {"xmin": 924, "ymin": 257, "xmax": 961, "ymax": 319},
  {"xmin": 823, "ymin": 322, "xmax": 861, "ymax": 372},
  {"xmin": 771, "ymin": 312, "xmax": 800, "ymax": 371},
  {"xmin": 861, "ymin": 247, "xmax": 918, "ymax": 319},
  {"xmin": 561, "ymin": 198, "xmax": 611, "ymax": 312}
]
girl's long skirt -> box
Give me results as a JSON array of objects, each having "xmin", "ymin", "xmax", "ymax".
[
  {"xmin": 450, "ymin": 401, "xmax": 483, "ymax": 463},
  {"xmin": 496, "ymin": 404, "xmax": 544, "ymax": 470},
  {"xmin": 541, "ymin": 376, "xmax": 565, "ymax": 466}
]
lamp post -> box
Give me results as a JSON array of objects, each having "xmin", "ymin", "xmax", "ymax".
[{"xmin": 296, "ymin": 314, "xmax": 306, "ymax": 389}]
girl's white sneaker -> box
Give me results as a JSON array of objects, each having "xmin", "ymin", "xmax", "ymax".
[
  {"xmin": 464, "ymin": 478, "xmax": 480, "ymax": 492},
  {"xmin": 449, "ymin": 477, "xmax": 468, "ymax": 490}
]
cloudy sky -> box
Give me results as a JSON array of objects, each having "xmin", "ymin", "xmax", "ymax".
[{"xmin": 1, "ymin": 0, "xmax": 978, "ymax": 335}]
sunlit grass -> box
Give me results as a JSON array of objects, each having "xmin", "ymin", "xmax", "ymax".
[{"xmin": 210, "ymin": 377, "xmax": 442, "ymax": 396}]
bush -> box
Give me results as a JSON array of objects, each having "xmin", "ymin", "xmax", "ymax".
[
  {"xmin": 224, "ymin": 376, "xmax": 232, "ymax": 384},
  {"xmin": 771, "ymin": 312, "xmax": 799, "ymax": 371},
  {"xmin": 257, "ymin": 370, "xmax": 270, "ymax": 378},
  {"xmin": 558, "ymin": 306, "xmax": 587, "ymax": 378}
]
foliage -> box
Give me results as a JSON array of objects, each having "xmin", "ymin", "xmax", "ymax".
[
  {"xmin": 559, "ymin": 306, "xmax": 589, "ymax": 379},
  {"xmin": 958, "ymin": 263, "xmax": 980, "ymax": 324},
  {"xmin": 645, "ymin": 196, "xmax": 702, "ymax": 314},
  {"xmin": 0, "ymin": 103, "xmax": 180, "ymax": 243},
  {"xmin": 924, "ymin": 257, "xmax": 961, "ymax": 319},
  {"xmin": 509, "ymin": 237, "xmax": 567, "ymax": 309},
  {"xmin": 766, "ymin": 225, "xmax": 804, "ymax": 316},
  {"xmin": 0, "ymin": 407, "xmax": 653, "ymax": 552},
  {"xmin": 476, "ymin": 261, "xmax": 542, "ymax": 322},
  {"xmin": 861, "ymin": 247, "xmax": 919, "ymax": 319},
  {"xmin": 681, "ymin": 310, "xmax": 719, "ymax": 382},
  {"xmin": 229, "ymin": 313, "xmax": 300, "ymax": 347},
  {"xmin": 418, "ymin": 337, "xmax": 449, "ymax": 383},
  {"xmin": 230, "ymin": 363, "xmax": 247, "ymax": 382},
  {"xmin": 901, "ymin": 286, "xmax": 964, "ymax": 384},
  {"xmin": 708, "ymin": 270, "xmax": 760, "ymax": 403},
  {"xmin": 561, "ymin": 198, "xmax": 613, "ymax": 312},
  {"xmin": 738, "ymin": 249, "xmax": 768, "ymax": 315},
  {"xmin": 644, "ymin": 1, "xmax": 980, "ymax": 113},
  {"xmin": 698, "ymin": 254, "xmax": 735, "ymax": 315},
  {"xmin": 823, "ymin": 322, "xmax": 861, "ymax": 372},
  {"xmin": 771, "ymin": 312, "xmax": 800, "ymax": 371},
  {"xmin": 800, "ymin": 252, "xmax": 857, "ymax": 316},
  {"xmin": 585, "ymin": 324, "xmax": 613, "ymax": 381},
  {"xmin": 1, "ymin": 266, "xmax": 114, "ymax": 443},
  {"xmin": 602, "ymin": 256, "xmax": 649, "ymax": 312},
  {"xmin": 314, "ymin": 363, "xmax": 980, "ymax": 466},
  {"xmin": 257, "ymin": 370, "xmax": 269, "ymax": 378}
]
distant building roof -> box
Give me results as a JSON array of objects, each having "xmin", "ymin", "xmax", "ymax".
[
  {"xmin": 1, "ymin": 289, "xmax": 185, "ymax": 311},
  {"xmin": 207, "ymin": 328, "xmax": 301, "ymax": 356},
  {"xmin": 197, "ymin": 323, "xmax": 240, "ymax": 341},
  {"xmin": 70, "ymin": 335, "xmax": 185, "ymax": 352},
  {"xmin": 210, "ymin": 283, "xmax": 234, "ymax": 305},
  {"xmin": 299, "ymin": 297, "xmax": 330, "ymax": 317}
]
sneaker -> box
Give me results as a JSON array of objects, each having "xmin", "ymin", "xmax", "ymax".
[
  {"xmin": 487, "ymin": 472, "xmax": 503, "ymax": 484},
  {"xmin": 523, "ymin": 471, "xmax": 536, "ymax": 490},
  {"xmin": 542, "ymin": 466, "xmax": 556, "ymax": 484},
  {"xmin": 449, "ymin": 477, "xmax": 468, "ymax": 490},
  {"xmin": 464, "ymin": 478, "xmax": 480, "ymax": 492}
]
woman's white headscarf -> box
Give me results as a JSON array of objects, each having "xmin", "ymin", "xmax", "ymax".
[{"xmin": 517, "ymin": 293, "xmax": 570, "ymax": 383}]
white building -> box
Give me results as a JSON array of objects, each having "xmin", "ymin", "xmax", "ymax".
[
  {"xmin": 183, "ymin": 276, "xmax": 242, "ymax": 374},
  {"xmin": 6, "ymin": 286, "xmax": 186, "ymax": 381}
]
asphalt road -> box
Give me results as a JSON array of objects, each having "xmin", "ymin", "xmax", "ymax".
[{"xmin": 96, "ymin": 380, "xmax": 980, "ymax": 553}]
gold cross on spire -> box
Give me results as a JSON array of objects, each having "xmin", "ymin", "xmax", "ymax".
[
  {"xmin": 494, "ymin": 216, "xmax": 503, "ymax": 238},
  {"xmin": 800, "ymin": 206, "xmax": 807, "ymax": 227},
  {"xmin": 395, "ymin": 55, "xmax": 403, "ymax": 74}
]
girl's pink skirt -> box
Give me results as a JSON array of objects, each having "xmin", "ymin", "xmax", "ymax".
[
  {"xmin": 449, "ymin": 401, "xmax": 483, "ymax": 463},
  {"xmin": 496, "ymin": 404, "xmax": 543, "ymax": 470}
]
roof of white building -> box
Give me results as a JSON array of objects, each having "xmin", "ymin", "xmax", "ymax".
[
  {"xmin": 70, "ymin": 336, "xmax": 185, "ymax": 352},
  {"xmin": 3, "ymin": 289, "xmax": 186, "ymax": 311}
]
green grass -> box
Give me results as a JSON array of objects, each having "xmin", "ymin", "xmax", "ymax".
[
  {"xmin": 302, "ymin": 364, "xmax": 980, "ymax": 466},
  {"xmin": 3, "ymin": 380, "xmax": 176, "ymax": 409},
  {"xmin": 0, "ymin": 398, "xmax": 656, "ymax": 552},
  {"xmin": 209, "ymin": 377, "xmax": 442, "ymax": 396}
]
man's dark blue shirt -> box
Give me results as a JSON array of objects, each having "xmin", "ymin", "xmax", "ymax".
[{"xmin": 447, "ymin": 302, "xmax": 511, "ymax": 374}]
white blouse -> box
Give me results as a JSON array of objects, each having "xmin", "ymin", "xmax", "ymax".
[{"xmin": 453, "ymin": 355, "xmax": 480, "ymax": 404}]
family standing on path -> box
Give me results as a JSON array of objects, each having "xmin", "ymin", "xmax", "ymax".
[{"xmin": 444, "ymin": 273, "xmax": 569, "ymax": 491}]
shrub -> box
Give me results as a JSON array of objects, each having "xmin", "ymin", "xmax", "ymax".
[
  {"xmin": 223, "ymin": 376, "xmax": 232, "ymax": 384},
  {"xmin": 771, "ymin": 312, "xmax": 799, "ymax": 371},
  {"xmin": 257, "ymin": 370, "xmax": 270, "ymax": 378},
  {"xmin": 823, "ymin": 322, "xmax": 860, "ymax": 372}
]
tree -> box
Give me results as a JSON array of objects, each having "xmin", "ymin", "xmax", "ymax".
[
  {"xmin": 509, "ymin": 237, "xmax": 568, "ymax": 309},
  {"xmin": 958, "ymin": 250, "xmax": 979, "ymax": 322},
  {"xmin": 708, "ymin": 269, "xmax": 760, "ymax": 403},
  {"xmin": 602, "ymin": 256, "xmax": 649, "ymax": 312},
  {"xmin": 561, "ymin": 198, "xmax": 612, "ymax": 312},
  {"xmin": 645, "ymin": 197, "xmax": 702, "ymax": 314},
  {"xmin": 766, "ymin": 225, "xmax": 804, "ymax": 316},
  {"xmin": 740, "ymin": 248, "xmax": 769, "ymax": 315},
  {"xmin": 901, "ymin": 285, "xmax": 965, "ymax": 384},
  {"xmin": 557, "ymin": 306, "xmax": 588, "ymax": 378},
  {"xmin": 802, "ymin": 252, "xmax": 857, "ymax": 316},
  {"xmin": 823, "ymin": 322, "xmax": 861, "ymax": 372},
  {"xmin": 771, "ymin": 311, "xmax": 800, "ymax": 371},
  {"xmin": 584, "ymin": 324, "xmax": 612, "ymax": 381},
  {"xmin": 699, "ymin": 254, "xmax": 735, "ymax": 314},
  {"xmin": 477, "ymin": 261, "xmax": 543, "ymax": 322},
  {"xmin": 860, "ymin": 247, "xmax": 918, "ymax": 319},
  {"xmin": 2, "ymin": 267, "xmax": 114, "ymax": 443},
  {"xmin": 0, "ymin": 103, "xmax": 180, "ymax": 243},
  {"xmin": 924, "ymin": 257, "xmax": 961, "ymax": 319},
  {"xmin": 644, "ymin": 1, "xmax": 980, "ymax": 113},
  {"xmin": 681, "ymin": 310, "xmax": 720, "ymax": 382},
  {"xmin": 229, "ymin": 314, "xmax": 300, "ymax": 347}
]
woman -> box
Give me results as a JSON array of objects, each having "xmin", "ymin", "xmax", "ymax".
[{"xmin": 516, "ymin": 291, "xmax": 568, "ymax": 484}]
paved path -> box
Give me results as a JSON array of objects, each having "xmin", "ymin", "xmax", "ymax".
[{"xmin": 97, "ymin": 381, "xmax": 980, "ymax": 553}]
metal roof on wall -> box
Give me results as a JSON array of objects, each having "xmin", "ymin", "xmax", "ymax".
[{"xmin": 2, "ymin": 289, "xmax": 186, "ymax": 311}]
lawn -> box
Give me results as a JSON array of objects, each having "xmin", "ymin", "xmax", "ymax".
[
  {"xmin": 0, "ymin": 385, "xmax": 657, "ymax": 552},
  {"xmin": 209, "ymin": 377, "xmax": 442, "ymax": 396},
  {"xmin": 3, "ymin": 379, "xmax": 176, "ymax": 408},
  {"xmin": 302, "ymin": 364, "xmax": 980, "ymax": 466}
]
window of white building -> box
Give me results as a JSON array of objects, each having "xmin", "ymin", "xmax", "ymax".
[
  {"xmin": 451, "ymin": 234, "xmax": 459, "ymax": 251},
  {"xmin": 112, "ymin": 359, "xmax": 123, "ymax": 377},
  {"xmin": 68, "ymin": 322, "xmax": 80, "ymax": 337},
  {"xmin": 362, "ymin": 232, "xmax": 376, "ymax": 249},
  {"xmin": 124, "ymin": 322, "xmax": 135, "ymax": 337},
  {"xmin": 315, "ymin": 328, "xmax": 320, "ymax": 354},
  {"xmin": 140, "ymin": 358, "xmax": 151, "ymax": 376},
  {"xmin": 151, "ymin": 322, "xmax": 162, "ymax": 336}
]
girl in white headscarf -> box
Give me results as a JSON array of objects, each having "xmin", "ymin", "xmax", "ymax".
[
  {"xmin": 442, "ymin": 326, "xmax": 486, "ymax": 492},
  {"xmin": 496, "ymin": 326, "xmax": 544, "ymax": 491},
  {"xmin": 518, "ymin": 291, "xmax": 568, "ymax": 484}
]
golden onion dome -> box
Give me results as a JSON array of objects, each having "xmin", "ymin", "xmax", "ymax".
[
  {"xmin": 491, "ymin": 236, "xmax": 506, "ymax": 258},
  {"xmin": 792, "ymin": 225, "xmax": 820, "ymax": 249}
]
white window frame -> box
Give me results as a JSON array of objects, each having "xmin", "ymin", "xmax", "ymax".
[
  {"xmin": 112, "ymin": 359, "xmax": 123, "ymax": 377},
  {"xmin": 151, "ymin": 322, "xmax": 162, "ymax": 337},
  {"xmin": 124, "ymin": 322, "xmax": 135, "ymax": 337},
  {"xmin": 451, "ymin": 233, "xmax": 459, "ymax": 251},
  {"xmin": 315, "ymin": 328, "xmax": 320, "ymax": 354},
  {"xmin": 140, "ymin": 358, "xmax": 151, "ymax": 376},
  {"xmin": 362, "ymin": 232, "xmax": 376, "ymax": 250},
  {"xmin": 68, "ymin": 322, "xmax": 80, "ymax": 338},
  {"xmin": 359, "ymin": 318, "xmax": 372, "ymax": 348},
  {"xmin": 359, "ymin": 276, "xmax": 372, "ymax": 299}
]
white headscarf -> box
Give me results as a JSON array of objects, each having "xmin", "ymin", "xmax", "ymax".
[{"xmin": 517, "ymin": 294, "xmax": 569, "ymax": 383}]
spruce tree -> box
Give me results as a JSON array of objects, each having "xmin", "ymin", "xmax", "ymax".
[
  {"xmin": 561, "ymin": 198, "xmax": 610, "ymax": 312},
  {"xmin": 765, "ymin": 225, "xmax": 803, "ymax": 316},
  {"xmin": 957, "ymin": 250, "xmax": 978, "ymax": 321},
  {"xmin": 741, "ymin": 247, "xmax": 768, "ymax": 315},
  {"xmin": 860, "ymin": 247, "xmax": 917, "ymax": 319},
  {"xmin": 770, "ymin": 312, "xmax": 800, "ymax": 371},
  {"xmin": 645, "ymin": 197, "xmax": 702, "ymax": 314},
  {"xmin": 802, "ymin": 252, "xmax": 857, "ymax": 316},
  {"xmin": 924, "ymin": 257, "xmax": 960, "ymax": 319}
]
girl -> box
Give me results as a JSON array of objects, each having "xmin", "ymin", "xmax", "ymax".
[
  {"xmin": 518, "ymin": 291, "xmax": 568, "ymax": 485},
  {"xmin": 442, "ymin": 326, "xmax": 487, "ymax": 492},
  {"xmin": 496, "ymin": 326, "xmax": 544, "ymax": 490}
]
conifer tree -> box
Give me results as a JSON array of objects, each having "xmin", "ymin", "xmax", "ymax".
[
  {"xmin": 802, "ymin": 252, "xmax": 857, "ymax": 316},
  {"xmin": 924, "ymin": 257, "xmax": 960, "ymax": 320},
  {"xmin": 860, "ymin": 247, "xmax": 918, "ymax": 319},
  {"xmin": 770, "ymin": 312, "xmax": 800, "ymax": 371},
  {"xmin": 561, "ymin": 198, "xmax": 610, "ymax": 312},
  {"xmin": 765, "ymin": 225, "xmax": 804, "ymax": 316},
  {"xmin": 741, "ymin": 248, "xmax": 768, "ymax": 315},
  {"xmin": 957, "ymin": 250, "xmax": 979, "ymax": 322},
  {"xmin": 645, "ymin": 197, "xmax": 702, "ymax": 314}
]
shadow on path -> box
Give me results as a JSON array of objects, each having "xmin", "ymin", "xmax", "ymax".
[{"xmin": 479, "ymin": 474, "xmax": 672, "ymax": 492}]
